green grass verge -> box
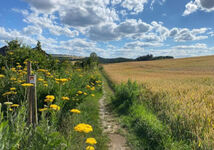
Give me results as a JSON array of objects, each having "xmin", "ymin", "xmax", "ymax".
[
  {"xmin": 60, "ymin": 91, "xmax": 109, "ymax": 150},
  {"xmin": 100, "ymin": 69, "xmax": 192, "ymax": 150}
]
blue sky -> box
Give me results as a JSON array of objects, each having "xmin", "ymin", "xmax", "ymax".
[{"xmin": 0, "ymin": 0, "xmax": 214, "ymax": 58}]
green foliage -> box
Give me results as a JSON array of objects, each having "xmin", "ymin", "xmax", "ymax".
[
  {"xmin": 6, "ymin": 40, "xmax": 21, "ymax": 50},
  {"xmin": 110, "ymin": 81, "xmax": 191, "ymax": 150},
  {"xmin": 0, "ymin": 40, "xmax": 107, "ymax": 149}
]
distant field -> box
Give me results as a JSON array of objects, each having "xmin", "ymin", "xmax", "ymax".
[{"xmin": 103, "ymin": 55, "xmax": 214, "ymax": 148}]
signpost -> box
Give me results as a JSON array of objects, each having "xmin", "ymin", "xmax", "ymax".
[{"xmin": 27, "ymin": 61, "xmax": 38, "ymax": 126}]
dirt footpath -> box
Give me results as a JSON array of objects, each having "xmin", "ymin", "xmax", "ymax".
[{"xmin": 99, "ymin": 89, "xmax": 131, "ymax": 150}]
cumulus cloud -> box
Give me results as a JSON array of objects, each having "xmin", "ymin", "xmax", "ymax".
[
  {"xmin": 173, "ymin": 28, "xmax": 208, "ymax": 42},
  {"xmin": 88, "ymin": 23, "xmax": 119, "ymax": 41},
  {"xmin": 23, "ymin": 25, "xmax": 42, "ymax": 35},
  {"xmin": 23, "ymin": 12, "xmax": 78, "ymax": 37},
  {"xmin": 183, "ymin": 1, "xmax": 198, "ymax": 16},
  {"xmin": 172, "ymin": 43, "xmax": 207, "ymax": 49},
  {"xmin": 121, "ymin": 0, "xmax": 148, "ymax": 14},
  {"xmin": 124, "ymin": 41, "xmax": 163, "ymax": 49},
  {"xmin": 0, "ymin": 26, "xmax": 37, "ymax": 45},
  {"xmin": 88, "ymin": 19, "xmax": 151, "ymax": 41},
  {"xmin": 183, "ymin": 0, "xmax": 214, "ymax": 16}
]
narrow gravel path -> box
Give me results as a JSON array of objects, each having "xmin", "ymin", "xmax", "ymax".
[{"xmin": 99, "ymin": 88, "xmax": 131, "ymax": 150}]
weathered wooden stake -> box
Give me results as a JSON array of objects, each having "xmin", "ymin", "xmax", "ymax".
[{"xmin": 27, "ymin": 61, "xmax": 38, "ymax": 126}]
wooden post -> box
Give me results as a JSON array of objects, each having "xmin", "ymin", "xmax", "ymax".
[
  {"xmin": 27, "ymin": 61, "xmax": 38, "ymax": 126},
  {"xmin": 27, "ymin": 61, "xmax": 32, "ymax": 124}
]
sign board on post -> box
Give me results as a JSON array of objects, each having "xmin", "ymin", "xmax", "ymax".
[{"xmin": 29, "ymin": 75, "xmax": 36, "ymax": 84}]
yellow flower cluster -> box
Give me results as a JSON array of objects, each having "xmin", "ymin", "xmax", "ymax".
[
  {"xmin": 86, "ymin": 146, "xmax": 95, "ymax": 150},
  {"xmin": 2, "ymin": 91, "xmax": 17, "ymax": 96},
  {"xmin": 90, "ymin": 87, "xmax": 95, "ymax": 91},
  {"xmin": 77, "ymin": 91, "xmax": 83, "ymax": 95},
  {"xmin": 4, "ymin": 102, "xmax": 13, "ymax": 105},
  {"xmin": 10, "ymin": 68, "xmax": 16, "ymax": 72},
  {"xmin": 95, "ymin": 80, "xmax": 102, "ymax": 84},
  {"xmin": 86, "ymin": 138, "xmax": 97, "ymax": 145},
  {"xmin": 38, "ymin": 78, "xmax": 44, "ymax": 82},
  {"xmin": 10, "ymin": 77, "xmax": 16, "ymax": 81},
  {"xmin": 44, "ymin": 95, "xmax": 55, "ymax": 103},
  {"xmin": 39, "ymin": 108, "xmax": 48, "ymax": 112},
  {"xmin": 0, "ymin": 74, "xmax": 5, "ymax": 78},
  {"xmin": 70, "ymin": 109, "xmax": 81, "ymax": 114},
  {"xmin": 11, "ymin": 104, "xmax": 19, "ymax": 107},
  {"xmin": 86, "ymin": 85, "xmax": 91, "ymax": 89},
  {"xmin": 10, "ymin": 87, "xmax": 16, "ymax": 91},
  {"xmin": 62, "ymin": 96, "xmax": 69, "ymax": 100},
  {"xmin": 55, "ymin": 78, "xmax": 68, "ymax": 83},
  {"xmin": 37, "ymin": 69, "xmax": 47, "ymax": 72},
  {"xmin": 21, "ymin": 83, "xmax": 34, "ymax": 87},
  {"xmin": 74, "ymin": 123, "xmax": 93, "ymax": 133},
  {"xmin": 50, "ymin": 104, "xmax": 60, "ymax": 111}
]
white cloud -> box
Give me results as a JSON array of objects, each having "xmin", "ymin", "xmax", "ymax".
[
  {"xmin": 23, "ymin": 25, "xmax": 42, "ymax": 35},
  {"xmin": 111, "ymin": 0, "xmax": 122, "ymax": 5},
  {"xmin": 172, "ymin": 43, "xmax": 207, "ymax": 49},
  {"xmin": 23, "ymin": 12, "xmax": 78, "ymax": 37},
  {"xmin": 121, "ymin": 0, "xmax": 148, "ymax": 14},
  {"xmin": 88, "ymin": 19, "xmax": 151, "ymax": 41},
  {"xmin": 168, "ymin": 27, "xmax": 208, "ymax": 42},
  {"xmin": 183, "ymin": 1, "xmax": 198, "ymax": 16},
  {"xmin": 183, "ymin": 0, "xmax": 214, "ymax": 16},
  {"xmin": 0, "ymin": 26, "xmax": 37, "ymax": 45},
  {"xmin": 124, "ymin": 41, "xmax": 163, "ymax": 49}
]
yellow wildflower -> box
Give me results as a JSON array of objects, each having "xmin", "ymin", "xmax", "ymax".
[
  {"xmin": 16, "ymin": 65, "xmax": 22, "ymax": 68},
  {"xmin": 50, "ymin": 104, "xmax": 60, "ymax": 111},
  {"xmin": 84, "ymin": 92, "xmax": 87, "ymax": 95},
  {"xmin": 90, "ymin": 87, "xmax": 95, "ymax": 91},
  {"xmin": 11, "ymin": 104, "xmax": 19, "ymax": 107},
  {"xmin": 10, "ymin": 68, "xmax": 16, "ymax": 72},
  {"xmin": 91, "ymin": 94, "xmax": 95, "ymax": 97},
  {"xmin": 74, "ymin": 123, "xmax": 93, "ymax": 133},
  {"xmin": 10, "ymin": 87, "xmax": 16, "ymax": 91},
  {"xmin": 86, "ymin": 85, "xmax": 91, "ymax": 89},
  {"xmin": 4, "ymin": 102, "xmax": 13, "ymax": 105},
  {"xmin": 38, "ymin": 78, "xmax": 44, "ymax": 82},
  {"xmin": 77, "ymin": 91, "xmax": 83, "ymax": 95},
  {"xmin": 21, "ymin": 83, "xmax": 34, "ymax": 87},
  {"xmin": 37, "ymin": 69, "xmax": 46, "ymax": 72},
  {"xmin": 10, "ymin": 77, "xmax": 16, "ymax": 81},
  {"xmin": 44, "ymin": 84, "xmax": 48, "ymax": 87},
  {"xmin": 0, "ymin": 74, "xmax": 5, "ymax": 78},
  {"xmin": 62, "ymin": 96, "xmax": 69, "ymax": 101},
  {"xmin": 70, "ymin": 109, "xmax": 81, "ymax": 114},
  {"xmin": 2, "ymin": 92, "xmax": 12, "ymax": 96},
  {"xmin": 9, "ymin": 108, "xmax": 13, "ymax": 111},
  {"xmin": 86, "ymin": 138, "xmax": 97, "ymax": 145},
  {"xmin": 44, "ymin": 95, "xmax": 55, "ymax": 103},
  {"xmin": 86, "ymin": 146, "xmax": 95, "ymax": 150},
  {"xmin": 39, "ymin": 108, "xmax": 48, "ymax": 112}
]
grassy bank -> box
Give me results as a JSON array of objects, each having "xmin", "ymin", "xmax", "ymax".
[
  {"xmin": 101, "ymin": 69, "xmax": 192, "ymax": 149},
  {"xmin": 0, "ymin": 42, "xmax": 108, "ymax": 149}
]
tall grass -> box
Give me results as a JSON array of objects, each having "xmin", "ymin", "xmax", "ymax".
[
  {"xmin": 110, "ymin": 80, "xmax": 191, "ymax": 149},
  {"xmin": 103, "ymin": 57, "xmax": 214, "ymax": 149},
  {"xmin": 0, "ymin": 45, "xmax": 107, "ymax": 149}
]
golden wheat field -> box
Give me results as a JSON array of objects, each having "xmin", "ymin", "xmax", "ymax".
[{"xmin": 103, "ymin": 55, "xmax": 214, "ymax": 148}]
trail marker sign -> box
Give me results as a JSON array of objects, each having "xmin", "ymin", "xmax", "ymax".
[{"xmin": 29, "ymin": 75, "xmax": 36, "ymax": 84}]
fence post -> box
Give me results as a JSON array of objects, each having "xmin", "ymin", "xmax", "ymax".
[{"xmin": 27, "ymin": 61, "xmax": 38, "ymax": 126}]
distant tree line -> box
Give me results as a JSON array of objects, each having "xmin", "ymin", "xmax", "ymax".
[{"xmin": 135, "ymin": 54, "xmax": 174, "ymax": 61}]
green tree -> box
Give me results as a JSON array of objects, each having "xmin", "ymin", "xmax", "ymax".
[
  {"xmin": 36, "ymin": 41, "xmax": 42, "ymax": 51},
  {"xmin": 6, "ymin": 39, "xmax": 21, "ymax": 50}
]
